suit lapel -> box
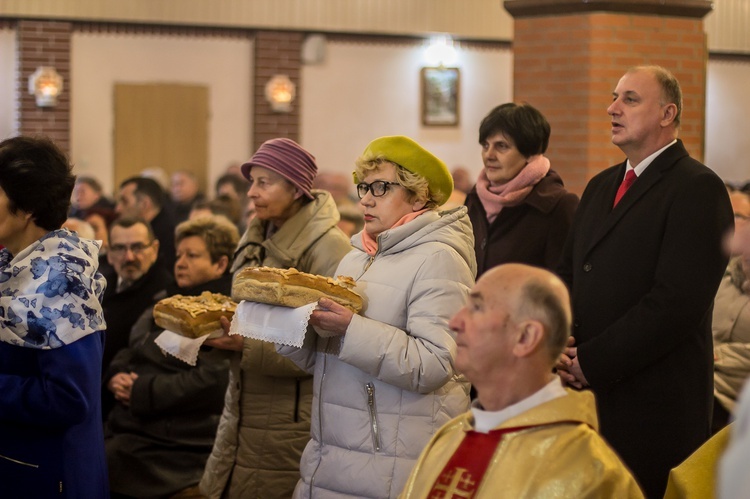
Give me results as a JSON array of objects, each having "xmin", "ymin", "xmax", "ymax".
[{"xmin": 583, "ymin": 140, "xmax": 688, "ymax": 256}]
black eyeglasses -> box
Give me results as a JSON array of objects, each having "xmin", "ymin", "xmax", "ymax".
[
  {"xmin": 109, "ymin": 242, "xmax": 153, "ymax": 256},
  {"xmin": 356, "ymin": 180, "xmax": 401, "ymax": 199}
]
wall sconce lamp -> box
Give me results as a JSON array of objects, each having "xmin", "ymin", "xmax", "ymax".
[
  {"xmin": 28, "ymin": 66, "xmax": 64, "ymax": 108},
  {"xmin": 424, "ymin": 35, "xmax": 458, "ymax": 68},
  {"xmin": 265, "ymin": 74, "xmax": 296, "ymax": 113}
]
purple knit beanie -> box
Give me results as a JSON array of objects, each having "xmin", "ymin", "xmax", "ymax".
[{"xmin": 240, "ymin": 138, "xmax": 317, "ymax": 200}]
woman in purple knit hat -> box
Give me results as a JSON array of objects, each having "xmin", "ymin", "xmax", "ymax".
[{"xmin": 200, "ymin": 138, "xmax": 353, "ymax": 499}]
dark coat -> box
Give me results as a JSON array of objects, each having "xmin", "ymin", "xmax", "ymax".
[
  {"xmin": 101, "ymin": 262, "xmax": 172, "ymax": 371},
  {"xmin": 100, "ymin": 262, "xmax": 172, "ymax": 419},
  {"xmin": 558, "ymin": 140, "xmax": 733, "ymax": 498},
  {"xmin": 150, "ymin": 208, "xmax": 177, "ymax": 275},
  {"xmin": 104, "ymin": 274, "xmax": 232, "ymax": 497},
  {"xmin": 0, "ymin": 332, "xmax": 109, "ymax": 499},
  {"xmin": 465, "ymin": 170, "xmax": 579, "ymax": 278}
]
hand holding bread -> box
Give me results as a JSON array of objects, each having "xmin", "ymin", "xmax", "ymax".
[{"xmin": 309, "ymin": 297, "xmax": 354, "ymax": 336}]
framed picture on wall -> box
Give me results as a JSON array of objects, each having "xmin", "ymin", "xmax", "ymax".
[{"xmin": 421, "ymin": 67, "xmax": 460, "ymax": 127}]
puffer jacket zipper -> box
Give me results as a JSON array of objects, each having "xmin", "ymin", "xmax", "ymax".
[
  {"xmin": 366, "ymin": 382, "xmax": 381, "ymax": 451},
  {"xmin": 308, "ymin": 353, "xmax": 328, "ymax": 498}
]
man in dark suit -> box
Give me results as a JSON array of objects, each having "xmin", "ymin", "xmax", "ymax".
[{"xmin": 557, "ymin": 65, "xmax": 733, "ymax": 498}]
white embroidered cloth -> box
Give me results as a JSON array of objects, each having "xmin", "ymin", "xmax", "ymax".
[
  {"xmin": 229, "ymin": 300, "xmax": 317, "ymax": 347},
  {"xmin": 154, "ymin": 329, "xmax": 224, "ymax": 366}
]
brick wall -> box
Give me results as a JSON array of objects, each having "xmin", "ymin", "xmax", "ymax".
[
  {"xmin": 253, "ymin": 31, "xmax": 303, "ymax": 151},
  {"xmin": 17, "ymin": 20, "xmax": 72, "ymax": 153},
  {"xmin": 513, "ymin": 13, "xmax": 707, "ymax": 194}
]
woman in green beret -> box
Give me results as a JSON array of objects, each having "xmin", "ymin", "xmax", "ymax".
[{"xmin": 279, "ymin": 135, "xmax": 476, "ymax": 499}]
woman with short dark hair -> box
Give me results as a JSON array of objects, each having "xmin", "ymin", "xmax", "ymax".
[
  {"xmin": 0, "ymin": 135, "xmax": 109, "ymax": 498},
  {"xmin": 468, "ymin": 102, "xmax": 579, "ymax": 276}
]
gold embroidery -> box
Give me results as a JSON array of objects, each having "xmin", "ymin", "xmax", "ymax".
[{"xmin": 431, "ymin": 467, "xmax": 476, "ymax": 498}]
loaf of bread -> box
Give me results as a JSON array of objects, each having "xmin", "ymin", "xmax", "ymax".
[
  {"xmin": 232, "ymin": 266, "xmax": 364, "ymax": 312},
  {"xmin": 153, "ymin": 291, "xmax": 237, "ymax": 339}
]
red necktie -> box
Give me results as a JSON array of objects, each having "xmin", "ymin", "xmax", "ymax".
[{"xmin": 613, "ymin": 169, "xmax": 638, "ymax": 207}]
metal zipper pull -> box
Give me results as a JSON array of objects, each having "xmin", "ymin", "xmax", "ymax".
[{"xmin": 366, "ymin": 382, "xmax": 381, "ymax": 451}]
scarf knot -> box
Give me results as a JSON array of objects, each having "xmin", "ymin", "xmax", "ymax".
[{"xmin": 361, "ymin": 209, "xmax": 430, "ymax": 256}]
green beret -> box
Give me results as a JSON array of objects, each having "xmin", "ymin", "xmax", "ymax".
[{"xmin": 357, "ymin": 135, "xmax": 453, "ymax": 206}]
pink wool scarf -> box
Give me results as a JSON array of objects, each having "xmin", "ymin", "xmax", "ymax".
[
  {"xmin": 361, "ymin": 209, "xmax": 430, "ymax": 256},
  {"xmin": 475, "ymin": 155, "xmax": 550, "ymax": 223}
]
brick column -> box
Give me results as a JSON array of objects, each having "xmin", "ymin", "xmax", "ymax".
[
  {"xmin": 253, "ymin": 31, "xmax": 303, "ymax": 151},
  {"xmin": 17, "ymin": 20, "xmax": 72, "ymax": 153},
  {"xmin": 504, "ymin": 0, "xmax": 712, "ymax": 194}
]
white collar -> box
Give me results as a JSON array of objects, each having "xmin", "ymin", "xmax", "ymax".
[
  {"xmin": 626, "ymin": 139, "xmax": 677, "ymax": 177},
  {"xmin": 471, "ymin": 377, "xmax": 567, "ymax": 433}
]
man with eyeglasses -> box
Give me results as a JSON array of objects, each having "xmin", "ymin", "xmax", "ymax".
[{"xmin": 99, "ymin": 216, "xmax": 172, "ymax": 420}]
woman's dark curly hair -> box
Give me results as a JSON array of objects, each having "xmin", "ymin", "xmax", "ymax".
[{"xmin": 0, "ymin": 136, "xmax": 75, "ymax": 231}]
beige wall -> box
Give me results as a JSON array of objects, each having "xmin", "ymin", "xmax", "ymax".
[
  {"xmin": 705, "ymin": 59, "xmax": 750, "ymax": 184},
  {"xmin": 70, "ymin": 32, "xmax": 253, "ymax": 195},
  {"xmin": 301, "ymin": 41, "xmax": 512, "ymax": 181},
  {"xmin": 0, "ymin": 28, "xmax": 15, "ymax": 140},
  {"xmin": 2, "ymin": 25, "xmax": 750, "ymax": 190}
]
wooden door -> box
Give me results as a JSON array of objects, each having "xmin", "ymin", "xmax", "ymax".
[{"xmin": 113, "ymin": 83, "xmax": 209, "ymax": 193}]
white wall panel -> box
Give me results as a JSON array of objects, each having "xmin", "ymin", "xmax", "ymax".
[{"xmin": 705, "ymin": 0, "xmax": 750, "ymax": 53}]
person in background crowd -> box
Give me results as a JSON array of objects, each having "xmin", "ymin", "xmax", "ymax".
[
  {"xmin": 452, "ymin": 166, "xmax": 473, "ymax": 195},
  {"xmin": 100, "ymin": 216, "xmax": 172, "ymax": 419},
  {"xmin": 718, "ymin": 222, "xmax": 750, "ymax": 498},
  {"xmin": 465, "ymin": 103, "xmax": 578, "ymax": 277},
  {"xmin": 712, "ymin": 239, "xmax": 750, "ymax": 433},
  {"xmin": 279, "ymin": 135, "xmax": 475, "ymax": 499},
  {"xmin": 104, "ymin": 216, "xmax": 238, "ymax": 499},
  {"xmin": 0, "ymin": 135, "xmax": 109, "ymax": 498},
  {"xmin": 336, "ymin": 202, "xmax": 364, "ymax": 238},
  {"xmin": 200, "ymin": 138, "xmax": 352, "ymax": 499},
  {"xmin": 215, "ymin": 172, "xmax": 250, "ymax": 201},
  {"xmin": 216, "ymin": 173, "xmax": 254, "ymax": 229},
  {"xmin": 727, "ymin": 188, "xmax": 750, "ymax": 255},
  {"xmin": 556, "ymin": 65, "xmax": 733, "ymax": 497},
  {"xmin": 69, "ymin": 174, "xmax": 115, "ymax": 219},
  {"xmin": 83, "ymin": 205, "xmax": 118, "ymax": 257},
  {"xmin": 62, "ymin": 217, "xmax": 96, "ymax": 239},
  {"xmin": 170, "ymin": 170, "xmax": 205, "ymax": 224},
  {"xmin": 190, "ymin": 194, "xmax": 243, "ymax": 230},
  {"xmin": 116, "ymin": 176, "xmax": 177, "ymax": 275},
  {"xmin": 401, "ymin": 264, "xmax": 643, "ymax": 498},
  {"xmin": 313, "ymin": 170, "xmax": 359, "ymax": 206},
  {"xmin": 441, "ymin": 166, "xmax": 473, "ymax": 210}
]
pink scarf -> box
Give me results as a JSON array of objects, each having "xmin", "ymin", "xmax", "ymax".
[
  {"xmin": 475, "ymin": 155, "xmax": 550, "ymax": 223},
  {"xmin": 361, "ymin": 209, "xmax": 429, "ymax": 256}
]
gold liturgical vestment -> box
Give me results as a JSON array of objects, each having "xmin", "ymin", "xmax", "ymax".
[{"xmin": 400, "ymin": 389, "xmax": 643, "ymax": 498}]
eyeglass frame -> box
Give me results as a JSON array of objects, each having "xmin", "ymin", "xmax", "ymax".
[
  {"xmin": 356, "ymin": 180, "xmax": 402, "ymax": 199},
  {"xmin": 108, "ymin": 241, "xmax": 155, "ymax": 256}
]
